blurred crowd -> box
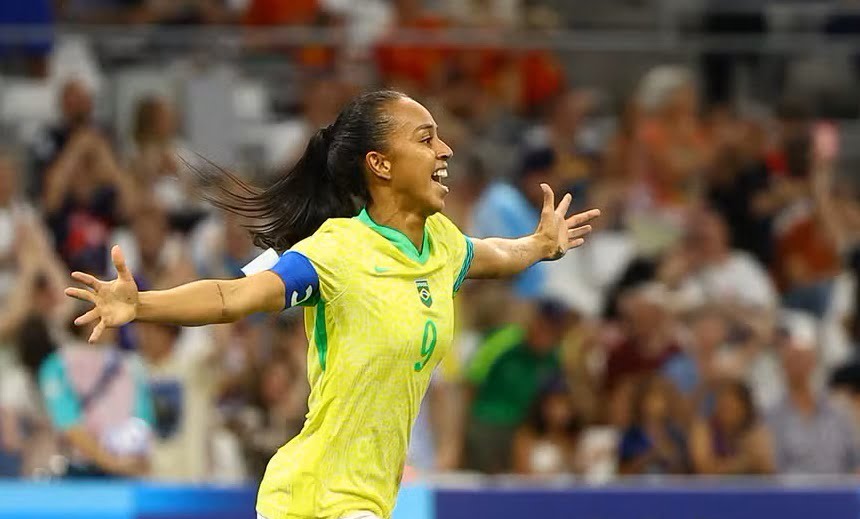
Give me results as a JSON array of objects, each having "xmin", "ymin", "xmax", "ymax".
[{"xmin": 1, "ymin": 0, "xmax": 860, "ymax": 486}]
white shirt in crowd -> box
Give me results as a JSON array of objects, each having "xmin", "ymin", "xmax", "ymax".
[
  {"xmin": 680, "ymin": 251, "xmax": 778, "ymax": 310},
  {"xmin": 141, "ymin": 326, "xmax": 222, "ymax": 482}
]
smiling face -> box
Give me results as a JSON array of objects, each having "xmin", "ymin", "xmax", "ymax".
[{"xmin": 365, "ymin": 97, "xmax": 453, "ymax": 216}]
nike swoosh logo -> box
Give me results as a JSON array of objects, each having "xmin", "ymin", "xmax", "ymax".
[
  {"xmin": 374, "ymin": 266, "xmax": 390, "ymax": 273},
  {"xmin": 290, "ymin": 286, "xmax": 314, "ymax": 306}
]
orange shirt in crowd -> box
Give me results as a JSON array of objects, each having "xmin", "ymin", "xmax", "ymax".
[
  {"xmin": 377, "ymin": 19, "xmax": 564, "ymax": 111},
  {"xmin": 774, "ymin": 213, "xmax": 841, "ymax": 291},
  {"xmin": 242, "ymin": 0, "xmax": 320, "ymax": 25},
  {"xmin": 375, "ymin": 15, "xmax": 452, "ymax": 90},
  {"xmin": 242, "ymin": 0, "xmax": 333, "ymax": 68}
]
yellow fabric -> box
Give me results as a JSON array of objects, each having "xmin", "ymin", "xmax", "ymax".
[{"xmin": 256, "ymin": 212, "xmax": 470, "ymax": 519}]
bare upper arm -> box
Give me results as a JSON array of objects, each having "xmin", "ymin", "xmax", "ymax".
[
  {"xmin": 225, "ymin": 271, "xmax": 286, "ymax": 318},
  {"xmin": 466, "ymin": 238, "xmax": 502, "ymax": 279}
]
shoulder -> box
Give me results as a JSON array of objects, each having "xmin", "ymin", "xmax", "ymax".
[
  {"xmin": 427, "ymin": 212, "xmax": 460, "ymax": 233},
  {"xmin": 427, "ymin": 212, "xmax": 472, "ymax": 248},
  {"xmin": 291, "ymin": 217, "xmax": 363, "ymax": 253}
]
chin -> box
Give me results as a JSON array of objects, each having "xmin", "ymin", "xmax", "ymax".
[{"xmin": 423, "ymin": 199, "xmax": 444, "ymax": 216}]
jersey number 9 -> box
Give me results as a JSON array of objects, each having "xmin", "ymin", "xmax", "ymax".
[{"xmin": 414, "ymin": 320, "xmax": 437, "ymax": 372}]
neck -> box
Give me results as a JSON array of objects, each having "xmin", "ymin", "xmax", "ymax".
[
  {"xmin": 789, "ymin": 383, "xmax": 816, "ymax": 414},
  {"xmin": 367, "ymin": 202, "xmax": 427, "ymax": 252}
]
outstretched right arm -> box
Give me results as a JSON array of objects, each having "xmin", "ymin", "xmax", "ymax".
[
  {"xmin": 66, "ymin": 245, "xmax": 286, "ymax": 342},
  {"xmin": 136, "ymin": 272, "xmax": 285, "ymax": 325}
]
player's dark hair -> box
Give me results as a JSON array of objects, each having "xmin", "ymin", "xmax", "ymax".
[{"xmin": 186, "ymin": 90, "xmax": 406, "ymax": 252}]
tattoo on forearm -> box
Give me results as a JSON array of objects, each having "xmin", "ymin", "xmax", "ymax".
[{"xmin": 498, "ymin": 238, "xmax": 544, "ymax": 273}]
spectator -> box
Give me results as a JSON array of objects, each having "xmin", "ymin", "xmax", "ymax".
[
  {"xmin": 618, "ymin": 375, "xmax": 688, "ymax": 475},
  {"xmin": 676, "ymin": 209, "xmax": 778, "ymax": 311},
  {"xmin": 260, "ymin": 78, "xmax": 345, "ymax": 173},
  {"xmin": 512, "ymin": 377, "xmax": 582, "ymax": 476},
  {"xmin": 1, "ymin": 218, "xmax": 76, "ymax": 477},
  {"xmin": 603, "ymin": 283, "xmax": 683, "ymax": 394},
  {"xmin": 523, "ymin": 89, "xmax": 597, "ymax": 202},
  {"xmin": 627, "ymin": 65, "xmax": 713, "ymax": 247},
  {"xmin": 463, "ymin": 299, "xmax": 570, "ymax": 473},
  {"xmin": 42, "ymin": 128, "xmax": 137, "ymax": 276},
  {"xmin": 829, "ymin": 361, "xmax": 860, "ymax": 443},
  {"xmin": 137, "ymin": 322, "xmax": 220, "ymax": 482},
  {"xmin": 0, "ymin": 151, "xmax": 39, "ymax": 299},
  {"xmin": 765, "ymin": 102, "xmax": 843, "ymax": 319},
  {"xmin": 192, "ymin": 213, "xmax": 262, "ymax": 281},
  {"xmin": 470, "ymin": 148, "xmax": 557, "ymax": 299},
  {"xmin": 239, "ymin": 315, "xmax": 308, "ymax": 479},
  {"xmin": 127, "ymin": 95, "xmax": 205, "ymax": 231},
  {"xmin": 0, "ymin": 247, "xmax": 42, "ymax": 477},
  {"xmin": 120, "ymin": 198, "xmax": 195, "ymax": 292},
  {"xmin": 29, "ymin": 79, "xmax": 96, "ymax": 200},
  {"xmin": 689, "ymin": 380, "xmax": 775, "ymax": 475},
  {"xmin": 768, "ymin": 311, "xmax": 860, "ymax": 474},
  {"xmin": 7, "ymin": 313, "xmax": 60, "ymax": 478},
  {"xmin": 662, "ymin": 306, "xmax": 730, "ymax": 400},
  {"xmin": 38, "ymin": 317, "xmax": 154, "ymax": 478},
  {"xmin": 705, "ymin": 108, "xmax": 775, "ymax": 266}
]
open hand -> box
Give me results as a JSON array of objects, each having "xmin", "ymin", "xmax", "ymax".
[
  {"xmin": 65, "ymin": 245, "xmax": 139, "ymax": 343},
  {"xmin": 534, "ymin": 183, "xmax": 601, "ymax": 261}
]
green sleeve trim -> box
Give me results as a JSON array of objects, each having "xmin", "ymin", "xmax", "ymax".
[
  {"xmin": 465, "ymin": 325, "xmax": 524, "ymax": 385},
  {"xmin": 313, "ymin": 301, "xmax": 329, "ymax": 371},
  {"xmin": 453, "ymin": 236, "xmax": 474, "ymax": 294}
]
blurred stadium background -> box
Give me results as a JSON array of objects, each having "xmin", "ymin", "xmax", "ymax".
[{"xmin": 1, "ymin": 0, "xmax": 860, "ymax": 518}]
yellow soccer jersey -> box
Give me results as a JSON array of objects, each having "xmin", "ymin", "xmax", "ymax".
[{"xmin": 256, "ymin": 208, "xmax": 473, "ymax": 519}]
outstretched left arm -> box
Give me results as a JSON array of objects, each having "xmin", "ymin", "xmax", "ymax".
[{"xmin": 467, "ymin": 184, "xmax": 600, "ymax": 279}]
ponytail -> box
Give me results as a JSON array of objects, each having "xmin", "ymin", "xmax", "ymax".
[{"xmin": 184, "ymin": 90, "xmax": 406, "ymax": 252}]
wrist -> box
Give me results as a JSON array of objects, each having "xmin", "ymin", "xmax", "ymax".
[
  {"xmin": 135, "ymin": 291, "xmax": 149, "ymax": 321},
  {"xmin": 531, "ymin": 232, "xmax": 559, "ymax": 261}
]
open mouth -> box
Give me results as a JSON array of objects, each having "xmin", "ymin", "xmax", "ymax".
[{"xmin": 431, "ymin": 168, "xmax": 448, "ymax": 186}]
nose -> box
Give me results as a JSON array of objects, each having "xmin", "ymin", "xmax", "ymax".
[{"xmin": 437, "ymin": 138, "xmax": 453, "ymax": 160}]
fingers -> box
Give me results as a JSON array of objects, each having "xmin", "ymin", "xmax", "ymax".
[
  {"xmin": 65, "ymin": 287, "xmax": 96, "ymax": 304},
  {"xmin": 568, "ymin": 225, "xmax": 593, "ymax": 241},
  {"xmin": 555, "ymin": 193, "xmax": 573, "ymax": 219},
  {"xmin": 568, "ymin": 238, "xmax": 586, "ymax": 249},
  {"xmin": 111, "ymin": 245, "xmax": 133, "ymax": 282},
  {"xmin": 540, "ymin": 183, "xmax": 555, "ymax": 213},
  {"xmin": 566, "ymin": 208, "xmax": 601, "ymax": 228},
  {"xmin": 71, "ymin": 271, "xmax": 100, "ymax": 289},
  {"xmin": 89, "ymin": 320, "xmax": 106, "ymax": 344},
  {"xmin": 74, "ymin": 307, "xmax": 101, "ymax": 326}
]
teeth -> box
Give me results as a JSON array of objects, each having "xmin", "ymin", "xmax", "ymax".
[{"xmin": 433, "ymin": 168, "xmax": 448, "ymax": 179}]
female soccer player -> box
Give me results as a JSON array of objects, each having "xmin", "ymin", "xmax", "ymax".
[{"xmin": 65, "ymin": 90, "xmax": 600, "ymax": 519}]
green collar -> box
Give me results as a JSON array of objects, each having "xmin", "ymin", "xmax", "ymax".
[{"xmin": 355, "ymin": 207, "xmax": 430, "ymax": 264}]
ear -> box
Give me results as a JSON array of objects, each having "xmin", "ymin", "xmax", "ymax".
[{"xmin": 365, "ymin": 150, "xmax": 392, "ymax": 181}]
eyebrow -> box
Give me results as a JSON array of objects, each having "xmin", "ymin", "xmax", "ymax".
[{"xmin": 413, "ymin": 123, "xmax": 436, "ymax": 135}]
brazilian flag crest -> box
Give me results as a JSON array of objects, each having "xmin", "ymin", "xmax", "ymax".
[{"xmin": 415, "ymin": 279, "xmax": 433, "ymax": 308}]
